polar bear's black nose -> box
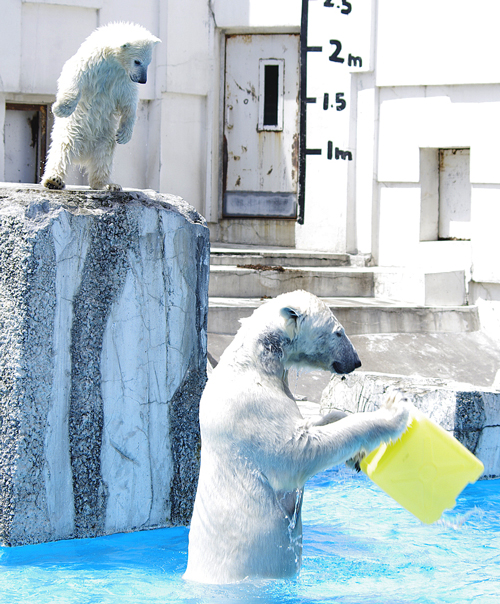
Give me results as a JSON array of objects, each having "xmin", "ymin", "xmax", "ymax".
[{"xmin": 332, "ymin": 355, "xmax": 361, "ymax": 375}]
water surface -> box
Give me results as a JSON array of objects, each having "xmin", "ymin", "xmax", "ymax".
[{"xmin": 1, "ymin": 468, "xmax": 498, "ymax": 603}]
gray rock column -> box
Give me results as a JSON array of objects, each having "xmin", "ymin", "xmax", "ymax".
[{"xmin": 0, "ymin": 185, "xmax": 209, "ymax": 546}]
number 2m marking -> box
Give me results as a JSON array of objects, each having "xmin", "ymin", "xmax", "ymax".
[
  {"xmin": 329, "ymin": 40, "xmax": 363, "ymax": 68},
  {"xmin": 329, "ymin": 40, "xmax": 344, "ymax": 63}
]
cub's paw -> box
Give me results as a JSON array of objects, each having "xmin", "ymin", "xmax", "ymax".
[
  {"xmin": 104, "ymin": 183, "xmax": 123, "ymax": 192},
  {"xmin": 42, "ymin": 176, "xmax": 65, "ymax": 190},
  {"xmin": 116, "ymin": 127, "xmax": 133, "ymax": 144},
  {"xmin": 52, "ymin": 99, "xmax": 78, "ymax": 118}
]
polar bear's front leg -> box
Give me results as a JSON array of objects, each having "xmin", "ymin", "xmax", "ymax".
[
  {"xmin": 115, "ymin": 112, "xmax": 136, "ymax": 145},
  {"xmin": 52, "ymin": 92, "xmax": 81, "ymax": 119},
  {"xmin": 115, "ymin": 92, "xmax": 138, "ymax": 145},
  {"xmin": 280, "ymin": 394, "xmax": 411, "ymax": 488},
  {"xmin": 52, "ymin": 58, "xmax": 83, "ymax": 118}
]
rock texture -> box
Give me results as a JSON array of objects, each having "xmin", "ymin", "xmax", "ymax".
[
  {"xmin": 320, "ymin": 372, "xmax": 500, "ymax": 479},
  {"xmin": 0, "ymin": 185, "xmax": 209, "ymax": 546}
]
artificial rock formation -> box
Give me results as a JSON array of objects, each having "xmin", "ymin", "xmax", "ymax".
[
  {"xmin": 321, "ymin": 372, "xmax": 500, "ymax": 479},
  {"xmin": 0, "ymin": 185, "xmax": 209, "ymax": 546}
]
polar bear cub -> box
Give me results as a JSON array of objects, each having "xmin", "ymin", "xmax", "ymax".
[
  {"xmin": 185, "ymin": 290, "xmax": 409, "ymax": 584},
  {"xmin": 41, "ymin": 22, "xmax": 160, "ymax": 191}
]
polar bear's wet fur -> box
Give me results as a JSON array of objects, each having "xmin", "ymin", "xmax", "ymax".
[
  {"xmin": 185, "ymin": 290, "xmax": 409, "ymax": 584},
  {"xmin": 41, "ymin": 22, "xmax": 160, "ymax": 191}
]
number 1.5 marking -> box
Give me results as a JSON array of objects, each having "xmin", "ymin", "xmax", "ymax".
[{"xmin": 323, "ymin": 92, "xmax": 346, "ymax": 111}]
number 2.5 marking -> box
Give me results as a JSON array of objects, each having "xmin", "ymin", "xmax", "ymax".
[{"xmin": 324, "ymin": 0, "xmax": 352, "ymax": 15}]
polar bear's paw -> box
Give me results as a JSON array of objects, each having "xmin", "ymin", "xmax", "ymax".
[
  {"xmin": 346, "ymin": 451, "xmax": 366, "ymax": 472},
  {"xmin": 52, "ymin": 99, "xmax": 79, "ymax": 118},
  {"xmin": 42, "ymin": 176, "xmax": 65, "ymax": 190},
  {"xmin": 380, "ymin": 390, "xmax": 411, "ymax": 440},
  {"xmin": 104, "ymin": 183, "xmax": 123, "ymax": 192},
  {"xmin": 116, "ymin": 127, "xmax": 133, "ymax": 145}
]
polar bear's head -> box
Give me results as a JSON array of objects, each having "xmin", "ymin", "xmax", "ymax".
[
  {"xmin": 237, "ymin": 290, "xmax": 361, "ymax": 375},
  {"xmin": 117, "ymin": 40, "xmax": 158, "ymax": 84},
  {"xmin": 85, "ymin": 22, "xmax": 161, "ymax": 84}
]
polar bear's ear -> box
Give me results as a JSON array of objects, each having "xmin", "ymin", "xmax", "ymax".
[{"xmin": 280, "ymin": 306, "xmax": 301, "ymax": 339}]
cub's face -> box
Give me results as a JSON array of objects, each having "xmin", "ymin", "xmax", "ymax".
[{"xmin": 118, "ymin": 44, "xmax": 155, "ymax": 84}]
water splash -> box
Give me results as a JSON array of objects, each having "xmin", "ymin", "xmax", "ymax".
[{"xmin": 276, "ymin": 488, "xmax": 303, "ymax": 569}]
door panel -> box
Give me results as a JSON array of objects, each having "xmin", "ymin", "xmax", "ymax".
[
  {"xmin": 439, "ymin": 148, "xmax": 471, "ymax": 240},
  {"xmin": 224, "ymin": 34, "xmax": 300, "ymax": 218}
]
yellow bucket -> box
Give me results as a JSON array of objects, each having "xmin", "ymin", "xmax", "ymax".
[{"xmin": 360, "ymin": 408, "xmax": 484, "ymax": 524}]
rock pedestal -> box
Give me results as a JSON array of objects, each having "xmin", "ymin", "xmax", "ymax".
[
  {"xmin": 321, "ymin": 372, "xmax": 500, "ymax": 479},
  {"xmin": 0, "ymin": 185, "xmax": 209, "ymax": 546}
]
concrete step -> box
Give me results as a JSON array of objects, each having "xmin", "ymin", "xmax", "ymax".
[
  {"xmin": 208, "ymin": 296, "xmax": 480, "ymax": 336},
  {"xmin": 210, "ymin": 244, "xmax": 361, "ymax": 268},
  {"xmin": 208, "ymin": 219, "xmax": 296, "ymax": 247},
  {"xmin": 208, "ymin": 266, "xmax": 375, "ymax": 298}
]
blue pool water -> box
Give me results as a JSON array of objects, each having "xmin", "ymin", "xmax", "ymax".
[{"xmin": 1, "ymin": 467, "xmax": 499, "ymax": 604}]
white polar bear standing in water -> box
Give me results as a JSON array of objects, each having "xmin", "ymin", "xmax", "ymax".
[
  {"xmin": 41, "ymin": 22, "xmax": 160, "ymax": 191},
  {"xmin": 185, "ymin": 290, "xmax": 409, "ymax": 584}
]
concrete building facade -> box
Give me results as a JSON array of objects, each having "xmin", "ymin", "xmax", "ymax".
[{"xmin": 2, "ymin": 0, "xmax": 500, "ymax": 334}]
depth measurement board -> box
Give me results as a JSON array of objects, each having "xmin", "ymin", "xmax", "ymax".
[{"xmin": 298, "ymin": 0, "xmax": 371, "ymax": 224}]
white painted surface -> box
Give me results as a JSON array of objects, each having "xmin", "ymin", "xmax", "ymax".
[
  {"xmin": 296, "ymin": 0, "xmax": 373, "ymax": 252},
  {"xmin": 419, "ymin": 148, "xmax": 439, "ymax": 242},
  {"xmin": 159, "ymin": 93, "xmax": 207, "ymax": 209},
  {"xmin": 377, "ymin": 186, "xmax": 421, "ymax": 267},
  {"xmin": 353, "ymin": 75, "xmax": 377, "ymax": 255},
  {"xmin": 374, "ymin": 84, "xmax": 500, "ymax": 316},
  {"xmin": 471, "ymin": 187, "xmax": 500, "ymax": 284},
  {"xmin": 212, "ymin": 0, "xmax": 302, "ymax": 29},
  {"xmin": 376, "ymin": 0, "xmax": 500, "ymax": 86},
  {"xmin": 20, "ymin": 3, "xmax": 98, "ymax": 94}
]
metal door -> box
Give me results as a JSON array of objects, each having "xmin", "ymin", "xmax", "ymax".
[{"xmin": 223, "ymin": 34, "xmax": 300, "ymax": 218}]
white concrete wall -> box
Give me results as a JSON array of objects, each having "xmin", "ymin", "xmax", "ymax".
[
  {"xmin": 4, "ymin": 0, "xmax": 500, "ymax": 334},
  {"xmin": 376, "ymin": 0, "xmax": 500, "ymax": 87},
  {"xmin": 212, "ymin": 0, "xmax": 301, "ymax": 30},
  {"xmin": 372, "ymin": 0, "xmax": 500, "ymax": 333}
]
